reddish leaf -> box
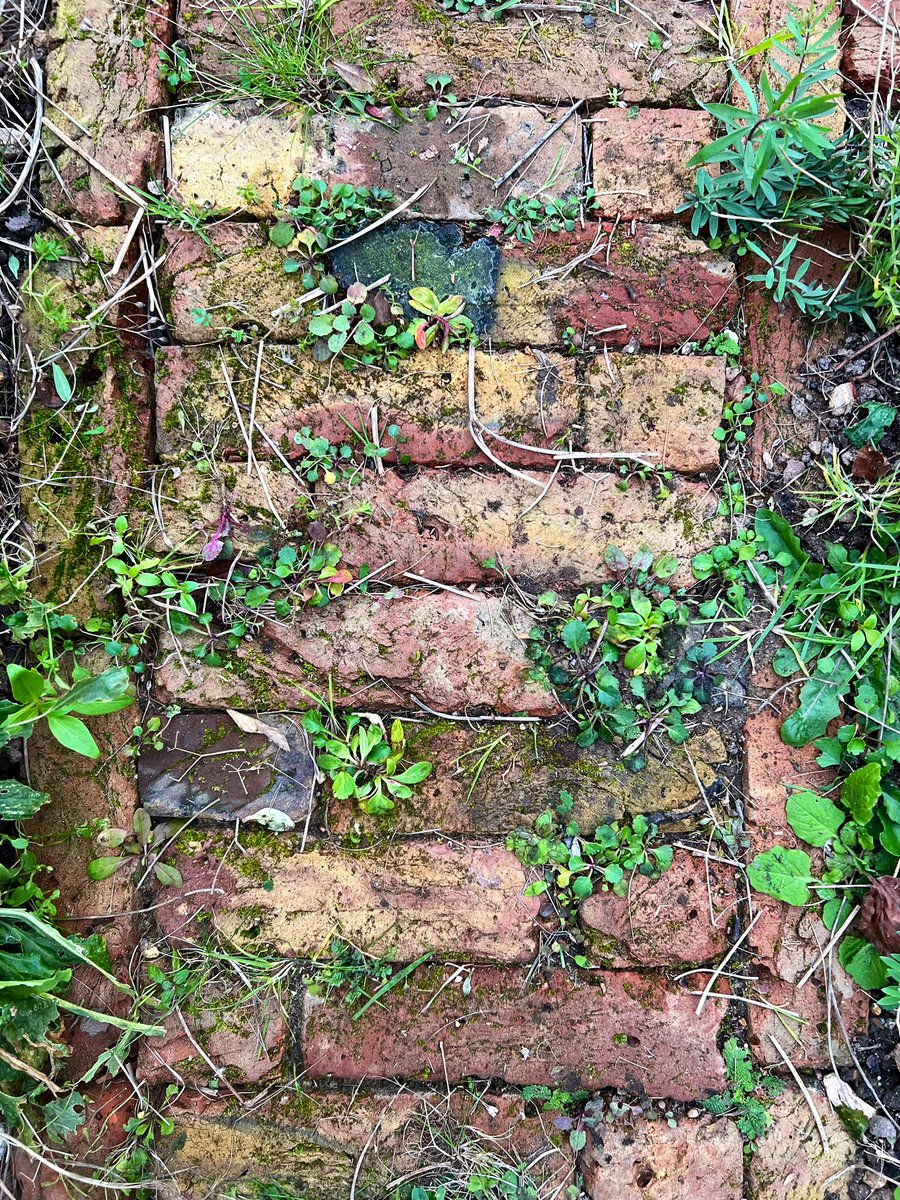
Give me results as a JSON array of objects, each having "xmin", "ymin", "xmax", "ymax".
[{"xmin": 851, "ymin": 446, "xmax": 890, "ymax": 481}]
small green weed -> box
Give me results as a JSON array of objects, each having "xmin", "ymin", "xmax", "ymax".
[
  {"xmin": 157, "ymin": 41, "xmax": 194, "ymax": 92},
  {"xmin": 507, "ymin": 789, "xmax": 673, "ymax": 911},
  {"xmin": 303, "ymin": 709, "xmax": 432, "ymax": 816},
  {"xmin": 486, "ymin": 189, "xmax": 595, "ymax": 244},
  {"xmin": 702, "ymin": 1038, "xmax": 784, "ymax": 1147}
]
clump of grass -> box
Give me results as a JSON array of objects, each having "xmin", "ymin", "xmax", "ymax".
[{"xmin": 194, "ymin": 0, "xmax": 388, "ymax": 115}]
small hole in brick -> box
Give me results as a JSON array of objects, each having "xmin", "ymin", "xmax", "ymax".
[{"xmin": 635, "ymin": 1163, "xmax": 655, "ymax": 1188}]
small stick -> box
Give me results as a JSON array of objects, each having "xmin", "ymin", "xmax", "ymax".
[
  {"xmin": 696, "ymin": 909, "xmax": 762, "ymax": 1014},
  {"xmin": 796, "ymin": 905, "xmax": 859, "ymax": 989},
  {"xmin": 493, "ymin": 100, "xmax": 582, "ymax": 190},
  {"xmin": 403, "ymin": 572, "xmax": 481, "ymax": 600},
  {"xmin": 110, "ymin": 204, "xmax": 146, "ymax": 277},
  {"xmin": 328, "ymin": 180, "xmax": 434, "ymax": 253},
  {"xmin": 411, "ymin": 695, "xmax": 541, "ymax": 723},
  {"xmin": 769, "ymin": 1033, "xmax": 830, "ymax": 1153}
]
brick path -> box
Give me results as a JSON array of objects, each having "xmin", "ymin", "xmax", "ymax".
[{"xmin": 22, "ymin": 0, "xmax": 893, "ymax": 1194}]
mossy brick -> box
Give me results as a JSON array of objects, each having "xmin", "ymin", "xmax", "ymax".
[
  {"xmin": 152, "ymin": 592, "xmax": 557, "ymax": 714},
  {"xmin": 155, "ymin": 343, "xmax": 581, "ymax": 467},
  {"xmin": 303, "ymin": 965, "xmax": 729, "ymax": 1099},
  {"xmin": 152, "ymin": 835, "xmax": 538, "ymax": 962},
  {"xmin": 42, "ymin": 0, "xmax": 169, "ymax": 221},
  {"xmin": 591, "ymin": 108, "xmax": 713, "ymax": 220},
  {"xmin": 582, "ymin": 353, "xmax": 724, "ymax": 473},
  {"xmin": 156, "ymin": 344, "xmax": 723, "ymax": 474},
  {"xmin": 157, "ymin": 467, "xmax": 726, "ymax": 591},
  {"xmin": 156, "ymin": 219, "xmax": 736, "ymax": 351},
  {"xmin": 326, "ymin": 724, "xmax": 728, "ymax": 839},
  {"xmin": 137, "ymin": 977, "xmax": 286, "ymax": 1087},
  {"xmin": 170, "ymin": 101, "xmax": 584, "ymax": 218},
  {"xmin": 158, "ymin": 1090, "xmax": 571, "ymax": 1200},
  {"xmin": 330, "ymin": 220, "xmax": 500, "ymax": 333}
]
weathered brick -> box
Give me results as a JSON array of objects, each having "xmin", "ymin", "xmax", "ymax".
[
  {"xmin": 158, "ymin": 468, "xmax": 725, "ymax": 590},
  {"xmin": 42, "ymin": 0, "xmax": 168, "ymax": 221},
  {"xmin": 156, "ymin": 343, "xmax": 723, "ymax": 473},
  {"xmin": 303, "ymin": 965, "xmax": 728, "ymax": 1099},
  {"xmin": 330, "ymin": 0, "xmax": 726, "ymax": 105},
  {"xmin": 156, "ymin": 344, "xmax": 582, "ymax": 467},
  {"xmin": 159, "ymin": 1090, "xmax": 571, "ymax": 1199},
  {"xmin": 330, "ymin": 472, "xmax": 722, "ymax": 589},
  {"xmin": 580, "ymin": 850, "xmax": 737, "ymax": 967},
  {"xmin": 743, "ymin": 701, "xmax": 867, "ymax": 1067},
  {"xmin": 494, "ymin": 224, "xmax": 737, "ymax": 350},
  {"xmin": 138, "ymin": 712, "xmax": 316, "ymax": 823},
  {"xmin": 842, "ymin": 0, "xmax": 899, "ymax": 92},
  {"xmin": 582, "ymin": 354, "xmax": 724, "ymax": 473},
  {"xmin": 746, "ymin": 967, "xmax": 867, "ymax": 1071},
  {"xmin": 171, "ymin": 101, "xmax": 583, "ymax": 217},
  {"xmin": 182, "ymin": 0, "xmax": 725, "ymax": 104},
  {"xmin": 328, "ymin": 725, "xmax": 728, "ymax": 838},
  {"xmin": 591, "ymin": 108, "xmax": 712, "ymax": 220},
  {"xmin": 580, "ymin": 1115, "xmax": 743, "ymax": 1200},
  {"xmin": 138, "ymin": 978, "xmax": 287, "ymax": 1087},
  {"xmin": 748, "ymin": 1088, "xmax": 857, "ymax": 1200},
  {"xmin": 157, "ymin": 221, "xmax": 737, "ymax": 351},
  {"xmin": 152, "ymin": 592, "xmax": 556, "ymax": 714},
  {"xmin": 153, "ymin": 835, "xmax": 539, "ymax": 963}
]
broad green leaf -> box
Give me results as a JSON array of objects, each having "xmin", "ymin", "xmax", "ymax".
[
  {"xmin": 47, "ymin": 713, "xmax": 100, "ymax": 758},
  {"xmin": 845, "ymin": 403, "xmax": 896, "ymax": 448},
  {"xmin": 154, "ymin": 862, "xmax": 184, "ymax": 887},
  {"xmin": 785, "ymin": 789, "xmax": 843, "ymax": 846},
  {"xmin": 268, "ymin": 221, "xmax": 295, "ymax": 248},
  {"xmin": 87, "ymin": 856, "xmax": 125, "ymax": 881},
  {"xmin": 561, "ymin": 620, "xmax": 590, "ymax": 652},
  {"xmin": 332, "ymin": 770, "xmax": 357, "ymax": 799},
  {"xmin": 6, "ymin": 664, "xmax": 45, "ymax": 705},
  {"xmin": 754, "ymin": 508, "xmax": 807, "ymax": 572},
  {"xmin": 0, "ymin": 778, "xmax": 50, "ymax": 820},
  {"xmin": 839, "ymin": 935, "xmax": 889, "ymax": 990},
  {"xmin": 43, "ymin": 1091, "xmax": 86, "ymax": 1142},
  {"xmin": 391, "ymin": 761, "xmax": 433, "ymax": 785},
  {"xmin": 840, "ymin": 761, "xmax": 882, "ymax": 825},
  {"xmin": 747, "ymin": 846, "xmax": 812, "ymax": 905},
  {"xmin": 780, "ymin": 657, "xmax": 855, "ymax": 747}
]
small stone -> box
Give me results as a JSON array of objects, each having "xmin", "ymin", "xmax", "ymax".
[
  {"xmin": 828, "ymin": 381, "xmax": 857, "ymax": 415},
  {"xmin": 869, "ymin": 1116, "xmax": 897, "ymax": 1142}
]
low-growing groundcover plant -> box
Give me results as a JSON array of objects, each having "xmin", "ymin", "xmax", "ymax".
[
  {"xmin": 679, "ymin": 4, "xmax": 900, "ymax": 326},
  {"xmin": 702, "ymin": 1039, "xmax": 785, "ymax": 1147}
]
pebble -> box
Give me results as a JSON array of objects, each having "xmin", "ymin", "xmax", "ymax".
[{"xmin": 869, "ymin": 1116, "xmax": 897, "ymax": 1142}]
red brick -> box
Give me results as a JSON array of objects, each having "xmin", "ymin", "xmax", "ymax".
[
  {"xmin": 138, "ymin": 978, "xmax": 287, "ymax": 1087},
  {"xmin": 580, "ymin": 850, "xmax": 738, "ymax": 967},
  {"xmin": 159, "ymin": 467, "xmax": 724, "ymax": 591},
  {"xmin": 153, "ymin": 835, "xmax": 538, "ymax": 963},
  {"xmin": 157, "ymin": 221, "xmax": 737, "ymax": 352},
  {"xmin": 156, "ymin": 344, "xmax": 724, "ymax": 474},
  {"xmin": 746, "ymin": 966, "xmax": 868, "ymax": 1071},
  {"xmin": 591, "ymin": 109, "xmax": 712, "ymax": 220},
  {"xmin": 843, "ymin": 0, "xmax": 900, "ymax": 92},
  {"xmin": 495, "ymin": 223, "xmax": 738, "ymax": 350},
  {"xmin": 304, "ymin": 965, "xmax": 728, "ymax": 1100},
  {"xmin": 580, "ymin": 1115, "xmax": 743, "ymax": 1200},
  {"xmin": 43, "ymin": 0, "xmax": 168, "ymax": 221},
  {"xmin": 330, "ymin": 0, "xmax": 726, "ymax": 105},
  {"xmin": 153, "ymin": 592, "xmax": 559, "ymax": 714}
]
